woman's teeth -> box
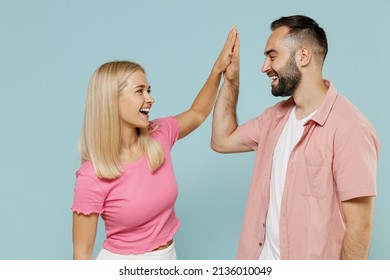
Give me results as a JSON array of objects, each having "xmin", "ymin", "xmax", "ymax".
[{"xmin": 140, "ymin": 108, "xmax": 150, "ymax": 115}]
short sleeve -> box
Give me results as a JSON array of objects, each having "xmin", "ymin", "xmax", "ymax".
[
  {"xmin": 237, "ymin": 116, "xmax": 263, "ymax": 151},
  {"xmin": 151, "ymin": 116, "xmax": 180, "ymax": 148},
  {"xmin": 333, "ymin": 125, "xmax": 379, "ymax": 201},
  {"xmin": 71, "ymin": 173, "xmax": 105, "ymax": 215}
]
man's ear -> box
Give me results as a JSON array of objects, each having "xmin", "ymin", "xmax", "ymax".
[{"xmin": 296, "ymin": 47, "xmax": 311, "ymax": 67}]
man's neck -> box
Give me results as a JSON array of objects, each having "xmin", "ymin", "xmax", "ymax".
[{"xmin": 292, "ymin": 79, "xmax": 328, "ymax": 120}]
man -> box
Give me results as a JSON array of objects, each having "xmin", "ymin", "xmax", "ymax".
[{"xmin": 211, "ymin": 15, "xmax": 379, "ymax": 259}]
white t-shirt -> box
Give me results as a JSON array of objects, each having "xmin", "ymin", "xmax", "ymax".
[{"xmin": 259, "ymin": 106, "xmax": 316, "ymax": 260}]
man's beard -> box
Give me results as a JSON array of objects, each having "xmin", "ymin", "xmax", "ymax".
[{"xmin": 271, "ymin": 55, "xmax": 302, "ymax": 97}]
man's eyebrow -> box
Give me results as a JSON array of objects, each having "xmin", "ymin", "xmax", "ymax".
[{"xmin": 264, "ymin": 49, "xmax": 278, "ymax": 56}]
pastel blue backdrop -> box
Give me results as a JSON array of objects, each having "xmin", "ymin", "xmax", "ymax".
[{"xmin": 1, "ymin": 0, "xmax": 388, "ymax": 259}]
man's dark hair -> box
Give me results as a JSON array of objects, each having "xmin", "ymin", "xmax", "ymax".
[{"xmin": 271, "ymin": 15, "xmax": 328, "ymax": 63}]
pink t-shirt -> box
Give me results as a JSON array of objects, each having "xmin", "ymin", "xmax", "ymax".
[
  {"xmin": 71, "ymin": 116, "xmax": 181, "ymax": 254},
  {"xmin": 236, "ymin": 81, "xmax": 379, "ymax": 259}
]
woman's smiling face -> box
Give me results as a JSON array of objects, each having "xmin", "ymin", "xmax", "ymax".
[{"xmin": 119, "ymin": 70, "xmax": 154, "ymax": 129}]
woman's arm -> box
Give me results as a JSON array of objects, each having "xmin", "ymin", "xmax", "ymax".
[
  {"xmin": 72, "ymin": 212, "xmax": 99, "ymax": 260},
  {"xmin": 175, "ymin": 27, "xmax": 237, "ymax": 140}
]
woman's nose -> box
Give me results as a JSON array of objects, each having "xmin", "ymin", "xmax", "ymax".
[{"xmin": 145, "ymin": 93, "xmax": 154, "ymax": 104}]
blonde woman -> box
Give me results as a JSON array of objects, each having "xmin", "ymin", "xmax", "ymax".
[{"xmin": 71, "ymin": 27, "xmax": 238, "ymax": 260}]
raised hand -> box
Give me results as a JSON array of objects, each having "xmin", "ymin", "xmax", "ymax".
[
  {"xmin": 212, "ymin": 26, "xmax": 238, "ymax": 74},
  {"xmin": 211, "ymin": 27, "xmax": 246, "ymax": 154},
  {"xmin": 174, "ymin": 26, "xmax": 238, "ymax": 140},
  {"xmin": 224, "ymin": 29, "xmax": 240, "ymax": 83}
]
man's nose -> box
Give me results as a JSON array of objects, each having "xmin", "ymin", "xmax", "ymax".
[{"xmin": 261, "ymin": 59, "xmax": 270, "ymax": 73}]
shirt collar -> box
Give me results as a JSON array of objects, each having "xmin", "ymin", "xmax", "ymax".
[
  {"xmin": 275, "ymin": 80, "xmax": 338, "ymax": 126},
  {"xmin": 310, "ymin": 80, "xmax": 338, "ymax": 126}
]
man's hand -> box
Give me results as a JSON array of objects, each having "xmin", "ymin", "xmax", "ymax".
[
  {"xmin": 224, "ymin": 29, "xmax": 240, "ymax": 83},
  {"xmin": 212, "ymin": 26, "xmax": 237, "ymax": 74}
]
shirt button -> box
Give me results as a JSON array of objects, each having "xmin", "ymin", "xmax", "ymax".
[{"xmin": 259, "ymin": 242, "xmax": 263, "ymax": 246}]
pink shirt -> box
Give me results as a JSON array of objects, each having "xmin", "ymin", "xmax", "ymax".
[
  {"xmin": 236, "ymin": 81, "xmax": 379, "ymax": 259},
  {"xmin": 71, "ymin": 117, "xmax": 181, "ymax": 254}
]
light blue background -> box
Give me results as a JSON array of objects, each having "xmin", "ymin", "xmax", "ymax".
[{"xmin": 0, "ymin": 0, "xmax": 389, "ymax": 260}]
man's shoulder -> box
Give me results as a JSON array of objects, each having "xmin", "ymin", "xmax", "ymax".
[
  {"xmin": 332, "ymin": 95, "xmax": 371, "ymax": 127},
  {"xmin": 261, "ymin": 98, "xmax": 293, "ymax": 118}
]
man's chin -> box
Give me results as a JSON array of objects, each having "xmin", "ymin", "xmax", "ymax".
[
  {"xmin": 271, "ymin": 84, "xmax": 294, "ymax": 97},
  {"xmin": 272, "ymin": 89, "xmax": 291, "ymax": 97}
]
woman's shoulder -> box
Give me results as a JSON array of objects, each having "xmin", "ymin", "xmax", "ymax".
[
  {"xmin": 149, "ymin": 116, "xmax": 179, "ymax": 134},
  {"xmin": 74, "ymin": 161, "xmax": 111, "ymax": 194},
  {"xmin": 76, "ymin": 161, "xmax": 96, "ymax": 178},
  {"xmin": 150, "ymin": 116, "xmax": 179, "ymax": 144},
  {"xmin": 150, "ymin": 116, "xmax": 178, "ymax": 129}
]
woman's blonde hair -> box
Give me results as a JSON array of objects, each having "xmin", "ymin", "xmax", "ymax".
[{"xmin": 79, "ymin": 61, "xmax": 164, "ymax": 179}]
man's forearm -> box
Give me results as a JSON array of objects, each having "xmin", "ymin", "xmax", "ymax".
[
  {"xmin": 340, "ymin": 223, "xmax": 372, "ymax": 259},
  {"xmin": 211, "ymin": 79, "xmax": 239, "ymax": 150}
]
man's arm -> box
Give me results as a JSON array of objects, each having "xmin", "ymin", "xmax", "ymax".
[
  {"xmin": 340, "ymin": 196, "xmax": 375, "ymax": 259},
  {"xmin": 175, "ymin": 27, "xmax": 236, "ymax": 140},
  {"xmin": 211, "ymin": 31, "xmax": 251, "ymax": 153}
]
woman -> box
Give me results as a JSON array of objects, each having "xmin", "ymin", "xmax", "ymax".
[{"xmin": 71, "ymin": 27, "xmax": 237, "ymax": 260}]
